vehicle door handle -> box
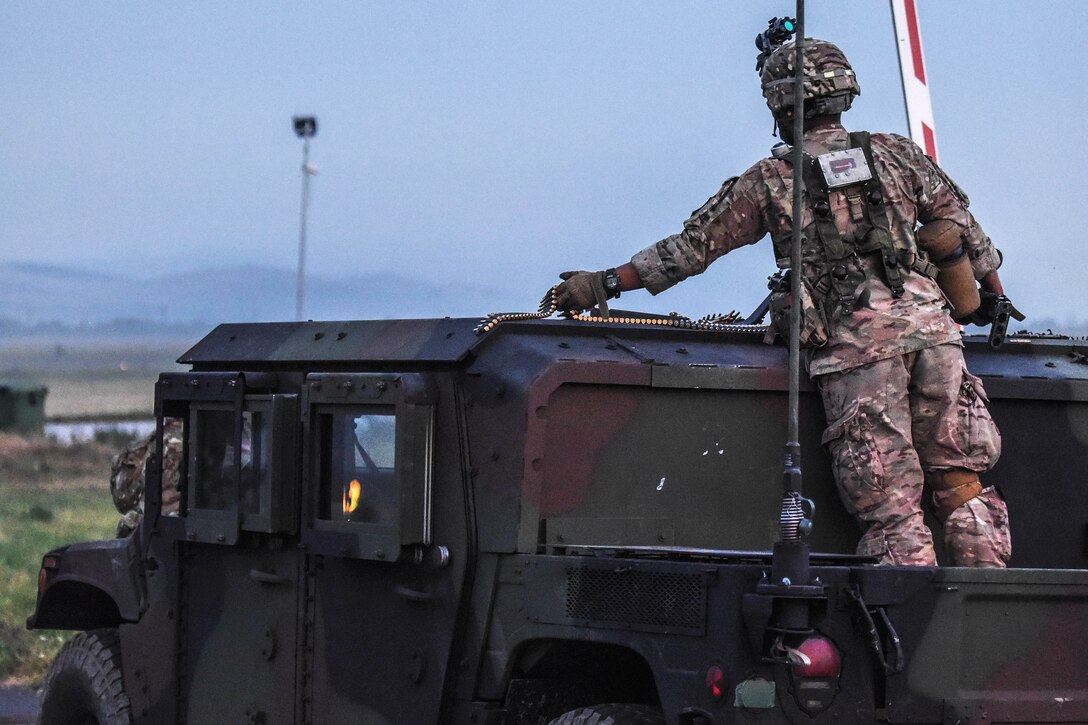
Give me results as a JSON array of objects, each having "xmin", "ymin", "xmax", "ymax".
[
  {"xmin": 250, "ymin": 569, "xmax": 289, "ymax": 585},
  {"xmin": 395, "ymin": 585, "xmax": 433, "ymax": 602}
]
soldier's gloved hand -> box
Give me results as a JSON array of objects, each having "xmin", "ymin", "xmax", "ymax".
[
  {"xmin": 955, "ymin": 290, "xmax": 999, "ymax": 326},
  {"xmin": 554, "ymin": 270, "xmax": 610, "ymax": 312}
]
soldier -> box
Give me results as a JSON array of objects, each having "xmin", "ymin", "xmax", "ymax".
[
  {"xmin": 109, "ymin": 418, "xmax": 182, "ymax": 536},
  {"xmin": 551, "ymin": 39, "xmax": 1012, "ymax": 567}
]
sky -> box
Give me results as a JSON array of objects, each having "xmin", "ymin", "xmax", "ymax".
[{"xmin": 2, "ymin": 1, "xmax": 1086, "ymax": 325}]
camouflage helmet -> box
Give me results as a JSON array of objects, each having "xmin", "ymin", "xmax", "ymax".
[{"xmin": 760, "ymin": 38, "xmax": 860, "ymax": 119}]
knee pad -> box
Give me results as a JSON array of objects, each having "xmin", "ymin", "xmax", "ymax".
[{"xmin": 926, "ymin": 469, "xmax": 983, "ymax": 522}]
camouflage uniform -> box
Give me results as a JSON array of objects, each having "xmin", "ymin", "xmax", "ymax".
[
  {"xmin": 818, "ymin": 344, "xmax": 1009, "ymax": 566},
  {"xmin": 629, "ymin": 123, "xmax": 1011, "ymax": 567},
  {"xmin": 110, "ymin": 418, "xmax": 182, "ymax": 537}
]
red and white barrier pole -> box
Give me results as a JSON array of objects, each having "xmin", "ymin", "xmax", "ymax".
[{"xmin": 890, "ymin": 0, "xmax": 938, "ymax": 162}]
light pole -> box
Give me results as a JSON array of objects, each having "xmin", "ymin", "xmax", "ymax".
[{"xmin": 293, "ymin": 115, "xmax": 318, "ymax": 321}]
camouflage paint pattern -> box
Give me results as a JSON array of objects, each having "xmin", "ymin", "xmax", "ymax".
[
  {"xmin": 29, "ymin": 317, "xmax": 1088, "ymax": 724},
  {"xmin": 629, "ymin": 122, "xmax": 1001, "ymax": 377},
  {"xmin": 818, "ymin": 343, "xmax": 1009, "ymax": 567},
  {"xmin": 110, "ymin": 417, "xmax": 181, "ymax": 536}
]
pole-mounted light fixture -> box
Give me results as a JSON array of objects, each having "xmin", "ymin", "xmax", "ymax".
[{"xmin": 293, "ymin": 115, "xmax": 318, "ymax": 321}]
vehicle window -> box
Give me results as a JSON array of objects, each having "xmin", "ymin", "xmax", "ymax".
[
  {"xmin": 240, "ymin": 411, "xmax": 270, "ymax": 515},
  {"xmin": 191, "ymin": 409, "xmax": 237, "ymax": 512},
  {"xmin": 162, "ymin": 416, "xmax": 184, "ymax": 517},
  {"xmin": 319, "ymin": 409, "xmax": 397, "ymax": 525}
]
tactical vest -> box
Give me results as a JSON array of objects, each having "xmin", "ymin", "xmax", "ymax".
[{"xmin": 778, "ymin": 132, "xmax": 936, "ymax": 317}]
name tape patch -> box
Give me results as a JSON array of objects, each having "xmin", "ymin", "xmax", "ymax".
[{"xmin": 817, "ymin": 147, "xmax": 873, "ymax": 189}]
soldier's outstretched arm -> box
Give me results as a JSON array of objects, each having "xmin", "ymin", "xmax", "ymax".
[
  {"xmin": 627, "ymin": 168, "xmax": 770, "ymax": 296},
  {"xmin": 550, "ymin": 166, "xmax": 769, "ymax": 311}
]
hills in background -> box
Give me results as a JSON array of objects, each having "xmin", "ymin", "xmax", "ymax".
[
  {"xmin": 1, "ymin": 261, "xmax": 518, "ymax": 331},
  {"xmin": 3, "ymin": 261, "xmax": 1086, "ymax": 339}
]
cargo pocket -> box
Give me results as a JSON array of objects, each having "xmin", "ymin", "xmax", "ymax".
[
  {"xmin": 821, "ymin": 399, "xmax": 886, "ymax": 515},
  {"xmin": 856, "ymin": 533, "xmax": 890, "ymax": 563},
  {"xmin": 956, "ymin": 369, "xmax": 1002, "ymax": 469}
]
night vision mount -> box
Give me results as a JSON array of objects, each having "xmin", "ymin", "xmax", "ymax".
[{"xmin": 755, "ymin": 16, "xmax": 798, "ymax": 71}]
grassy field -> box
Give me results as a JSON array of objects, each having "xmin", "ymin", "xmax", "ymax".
[
  {"xmin": 0, "ymin": 338, "xmax": 184, "ymax": 686},
  {"xmin": 0, "ymin": 338, "xmax": 169, "ymax": 687},
  {"xmin": 1, "ymin": 338, "xmax": 189, "ymax": 420},
  {"xmin": 0, "ymin": 434, "xmax": 120, "ymax": 686},
  {"xmin": 36, "ymin": 370, "xmax": 160, "ymax": 420}
]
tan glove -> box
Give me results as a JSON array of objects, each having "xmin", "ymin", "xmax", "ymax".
[{"xmin": 554, "ymin": 270, "xmax": 600, "ymax": 312}]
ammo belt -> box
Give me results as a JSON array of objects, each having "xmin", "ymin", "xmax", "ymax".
[{"xmin": 474, "ymin": 286, "xmax": 770, "ymax": 336}]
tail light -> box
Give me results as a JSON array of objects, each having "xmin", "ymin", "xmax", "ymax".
[
  {"xmin": 789, "ymin": 635, "xmax": 841, "ymax": 715},
  {"xmin": 37, "ymin": 555, "xmax": 60, "ymax": 595},
  {"xmin": 704, "ymin": 664, "xmax": 725, "ymax": 702}
]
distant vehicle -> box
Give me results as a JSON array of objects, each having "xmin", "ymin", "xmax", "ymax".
[
  {"xmin": 0, "ymin": 382, "xmax": 47, "ymax": 435},
  {"xmin": 26, "ymin": 314, "xmax": 1088, "ymax": 724}
]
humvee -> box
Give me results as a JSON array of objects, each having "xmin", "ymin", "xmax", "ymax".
[{"xmin": 27, "ymin": 314, "xmax": 1088, "ymax": 723}]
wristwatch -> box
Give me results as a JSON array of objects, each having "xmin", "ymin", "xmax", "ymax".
[{"xmin": 603, "ymin": 268, "xmax": 621, "ymax": 296}]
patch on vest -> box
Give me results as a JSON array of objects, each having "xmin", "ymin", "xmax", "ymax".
[{"xmin": 817, "ymin": 147, "xmax": 872, "ymax": 189}]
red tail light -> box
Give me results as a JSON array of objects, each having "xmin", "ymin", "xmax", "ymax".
[
  {"xmin": 704, "ymin": 664, "xmax": 725, "ymax": 702},
  {"xmin": 790, "ymin": 635, "xmax": 841, "ymax": 678},
  {"xmin": 790, "ymin": 635, "xmax": 841, "ymax": 715}
]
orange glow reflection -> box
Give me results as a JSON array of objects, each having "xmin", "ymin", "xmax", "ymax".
[{"xmin": 342, "ymin": 479, "xmax": 361, "ymax": 514}]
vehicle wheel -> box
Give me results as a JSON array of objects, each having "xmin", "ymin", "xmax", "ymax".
[
  {"xmin": 37, "ymin": 630, "xmax": 131, "ymax": 725},
  {"xmin": 548, "ymin": 703, "xmax": 665, "ymax": 725}
]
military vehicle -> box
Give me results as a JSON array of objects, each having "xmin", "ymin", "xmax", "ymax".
[
  {"xmin": 26, "ymin": 4, "xmax": 1088, "ymax": 720},
  {"xmin": 26, "ymin": 312, "xmax": 1088, "ymax": 724},
  {"xmin": 0, "ymin": 382, "xmax": 48, "ymax": 435}
]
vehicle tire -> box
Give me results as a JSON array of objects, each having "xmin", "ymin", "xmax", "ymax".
[
  {"xmin": 37, "ymin": 629, "xmax": 131, "ymax": 725},
  {"xmin": 547, "ymin": 703, "xmax": 665, "ymax": 725}
]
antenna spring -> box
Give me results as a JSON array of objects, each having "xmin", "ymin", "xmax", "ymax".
[
  {"xmin": 779, "ymin": 492, "xmax": 809, "ymax": 541},
  {"xmin": 779, "ymin": 487, "xmax": 813, "ymax": 539}
]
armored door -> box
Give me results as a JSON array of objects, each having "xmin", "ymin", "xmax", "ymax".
[
  {"xmin": 157, "ymin": 373, "xmax": 304, "ymax": 724},
  {"xmin": 299, "ymin": 373, "xmax": 463, "ymax": 724}
]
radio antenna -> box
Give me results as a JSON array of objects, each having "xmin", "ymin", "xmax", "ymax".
[{"xmin": 765, "ymin": 0, "xmax": 819, "ymax": 636}]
